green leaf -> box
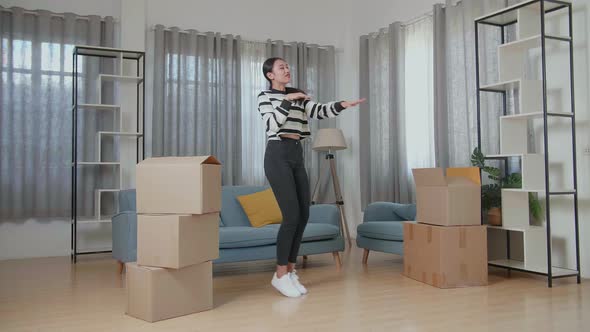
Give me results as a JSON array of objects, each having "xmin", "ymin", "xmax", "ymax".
[
  {"xmin": 529, "ymin": 193, "xmax": 543, "ymax": 221},
  {"xmin": 470, "ymin": 147, "xmax": 485, "ymax": 168},
  {"xmin": 503, "ymin": 173, "xmax": 522, "ymax": 189},
  {"xmin": 482, "ymin": 166, "xmax": 501, "ymax": 181}
]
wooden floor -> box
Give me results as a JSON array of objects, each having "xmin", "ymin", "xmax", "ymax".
[{"xmin": 0, "ymin": 247, "xmax": 588, "ymax": 332}]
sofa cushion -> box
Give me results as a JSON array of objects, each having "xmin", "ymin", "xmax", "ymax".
[
  {"xmin": 236, "ymin": 188, "xmax": 282, "ymax": 228},
  {"xmin": 219, "ymin": 223, "xmax": 340, "ymax": 249},
  {"xmin": 357, "ymin": 221, "xmax": 404, "ymax": 242},
  {"xmin": 221, "ymin": 186, "xmax": 269, "ymax": 227},
  {"xmin": 219, "ymin": 226, "xmax": 278, "ymax": 249}
]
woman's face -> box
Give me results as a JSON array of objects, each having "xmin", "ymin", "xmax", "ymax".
[{"xmin": 268, "ymin": 59, "xmax": 291, "ymax": 85}]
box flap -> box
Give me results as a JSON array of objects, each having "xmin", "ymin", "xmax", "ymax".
[
  {"xmin": 446, "ymin": 167, "xmax": 481, "ymax": 185},
  {"xmin": 138, "ymin": 156, "xmax": 221, "ymax": 166},
  {"xmin": 412, "ymin": 168, "xmax": 447, "ymax": 187},
  {"xmin": 447, "ymin": 177, "xmax": 477, "ymax": 186},
  {"xmin": 200, "ymin": 155, "xmax": 221, "ymax": 165}
]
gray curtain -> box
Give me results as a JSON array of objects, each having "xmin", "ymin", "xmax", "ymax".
[
  {"xmin": 296, "ymin": 43, "xmax": 338, "ymax": 203},
  {"xmin": 152, "ymin": 25, "xmax": 242, "ymax": 185},
  {"xmin": 433, "ymin": 0, "xmax": 517, "ymax": 168},
  {"xmin": 0, "ymin": 6, "xmax": 115, "ymax": 219},
  {"xmin": 359, "ymin": 23, "xmax": 411, "ymax": 207},
  {"xmin": 153, "ymin": 28, "xmax": 338, "ymax": 197}
]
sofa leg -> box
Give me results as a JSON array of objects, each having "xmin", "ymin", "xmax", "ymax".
[
  {"xmin": 117, "ymin": 261, "xmax": 124, "ymax": 275},
  {"xmin": 362, "ymin": 249, "xmax": 370, "ymax": 264},
  {"xmin": 332, "ymin": 252, "xmax": 342, "ymax": 269},
  {"xmin": 302, "ymin": 255, "xmax": 308, "ymax": 268}
]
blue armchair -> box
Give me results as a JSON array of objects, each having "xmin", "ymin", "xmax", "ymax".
[{"xmin": 356, "ymin": 202, "xmax": 416, "ymax": 264}]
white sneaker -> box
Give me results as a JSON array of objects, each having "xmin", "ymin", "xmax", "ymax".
[
  {"xmin": 271, "ymin": 273, "xmax": 301, "ymax": 298},
  {"xmin": 289, "ymin": 270, "xmax": 308, "ymax": 295}
]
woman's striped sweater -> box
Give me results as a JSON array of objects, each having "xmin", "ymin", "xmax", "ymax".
[{"xmin": 257, "ymin": 87, "xmax": 345, "ymax": 141}]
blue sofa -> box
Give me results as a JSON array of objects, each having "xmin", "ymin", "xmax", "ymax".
[
  {"xmin": 112, "ymin": 186, "xmax": 345, "ymax": 269},
  {"xmin": 355, "ymin": 202, "xmax": 416, "ymax": 264}
]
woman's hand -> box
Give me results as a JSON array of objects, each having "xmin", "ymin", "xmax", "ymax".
[
  {"xmin": 341, "ymin": 98, "xmax": 366, "ymax": 109},
  {"xmin": 285, "ymin": 92, "xmax": 310, "ymax": 101}
]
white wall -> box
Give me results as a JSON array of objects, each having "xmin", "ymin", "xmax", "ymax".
[{"xmin": 145, "ymin": 0, "xmax": 350, "ymax": 47}]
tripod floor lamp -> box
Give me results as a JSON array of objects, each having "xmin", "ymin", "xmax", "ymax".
[{"xmin": 311, "ymin": 128, "xmax": 352, "ymax": 247}]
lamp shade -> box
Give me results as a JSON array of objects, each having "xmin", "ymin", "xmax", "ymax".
[{"xmin": 312, "ymin": 128, "xmax": 347, "ymax": 151}]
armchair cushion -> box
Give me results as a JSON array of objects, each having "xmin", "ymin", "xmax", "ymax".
[
  {"xmin": 357, "ymin": 221, "xmax": 404, "ymax": 242},
  {"xmin": 363, "ymin": 202, "xmax": 416, "ymax": 223}
]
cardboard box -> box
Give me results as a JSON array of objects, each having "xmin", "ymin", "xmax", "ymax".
[
  {"xmin": 136, "ymin": 156, "xmax": 222, "ymax": 214},
  {"xmin": 412, "ymin": 167, "xmax": 481, "ymax": 226},
  {"xmin": 137, "ymin": 213, "xmax": 219, "ymax": 269},
  {"xmin": 126, "ymin": 261, "xmax": 213, "ymax": 322},
  {"xmin": 403, "ymin": 222, "xmax": 488, "ymax": 288}
]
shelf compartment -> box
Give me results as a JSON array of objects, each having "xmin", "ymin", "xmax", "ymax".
[
  {"xmin": 77, "ymin": 217, "xmax": 114, "ymax": 224},
  {"xmin": 499, "ymin": 116, "xmax": 529, "ymax": 154},
  {"xmin": 480, "ymin": 79, "xmax": 543, "ymax": 114},
  {"xmin": 490, "ymin": 154, "xmax": 545, "ymax": 190},
  {"xmin": 500, "ymin": 112, "xmax": 573, "ymax": 119},
  {"xmin": 98, "ymin": 131, "xmax": 143, "ymax": 137},
  {"xmin": 498, "ymin": 35, "xmax": 570, "ymax": 82},
  {"xmin": 75, "ymin": 104, "xmax": 120, "ymax": 111},
  {"xmin": 98, "ymin": 74, "xmax": 144, "ymax": 83},
  {"xmin": 75, "ymin": 162, "xmax": 121, "ymax": 166},
  {"xmin": 489, "ymin": 259, "xmax": 579, "ymax": 277},
  {"xmin": 94, "ymin": 189, "xmax": 120, "ymax": 222},
  {"xmin": 74, "ymin": 45, "xmax": 144, "ymax": 60},
  {"xmin": 488, "ymin": 225, "xmax": 547, "ymax": 270},
  {"xmin": 501, "ymin": 189, "xmax": 544, "ymax": 229},
  {"xmin": 475, "ymin": 0, "xmax": 568, "ymax": 26},
  {"xmin": 499, "ymin": 36, "xmax": 540, "ymax": 82},
  {"xmin": 96, "ymin": 132, "xmax": 143, "ymax": 162}
]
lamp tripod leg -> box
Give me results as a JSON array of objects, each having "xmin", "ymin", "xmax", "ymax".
[{"xmin": 329, "ymin": 156, "xmax": 352, "ymax": 248}]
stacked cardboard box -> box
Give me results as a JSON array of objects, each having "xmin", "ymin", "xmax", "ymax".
[
  {"xmin": 403, "ymin": 167, "xmax": 488, "ymax": 289},
  {"xmin": 126, "ymin": 156, "xmax": 222, "ymax": 322}
]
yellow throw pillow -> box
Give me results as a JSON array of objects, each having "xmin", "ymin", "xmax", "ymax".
[{"xmin": 236, "ymin": 188, "xmax": 283, "ymax": 228}]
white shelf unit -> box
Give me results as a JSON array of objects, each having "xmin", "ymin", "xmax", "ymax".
[
  {"xmin": 475, "ymin": 0, "xmax": 580, "ymax": 287},
  {"xmin": 71, "ymin": 45, "xmax": 145, "ymax": 262},
  {"xmin": 488, "ymin": 259, "xmax": 578, "ymax": 277}
]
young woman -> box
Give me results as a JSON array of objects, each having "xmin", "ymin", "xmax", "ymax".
[{"xmin": 258, "ymin": 57, "xmax": 365, "ymax": 298}]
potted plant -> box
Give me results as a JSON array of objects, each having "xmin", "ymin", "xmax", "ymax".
[{"xmin": 470, "ymin": 148, "xmax": 543, "ymax": 226}]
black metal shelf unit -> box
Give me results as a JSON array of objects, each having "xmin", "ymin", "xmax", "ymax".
[
  {"xmin": 474, "ymin": 0, "xmax": 580, "ymax": 287},
  {"xmin": 71, "ymin": 45, "xmax": 145, "ymax": 263}
]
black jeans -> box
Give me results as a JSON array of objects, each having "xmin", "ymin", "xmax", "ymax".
[{"xmin": 264, "ymin": 138, "xmax": 310, "ymax": 266}]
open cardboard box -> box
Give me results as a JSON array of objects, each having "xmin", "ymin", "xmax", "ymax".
[
  {"xmin": 412, "ymin": 167, "xmax": 481, "ymax": 227},
  {"xmin": 136, "ymin": 156, "xmax": 222, "ymax": 214}
]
